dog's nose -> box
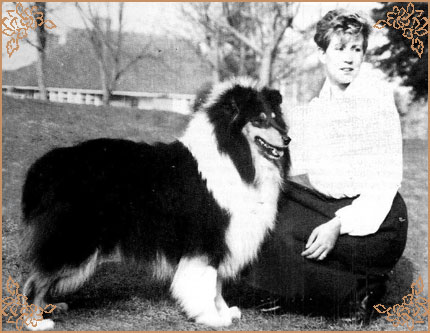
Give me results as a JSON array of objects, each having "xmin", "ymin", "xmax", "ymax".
[{"xmin": 282, "ymin": 136, "xmax": 291, "ymax": 146}]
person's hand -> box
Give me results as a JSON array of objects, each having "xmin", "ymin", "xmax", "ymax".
[{"xmin": 301, "ymin": 217, "xmax": 341, "ymax": 261}]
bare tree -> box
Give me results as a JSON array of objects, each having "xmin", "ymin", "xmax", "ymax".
[
  {"xmin": 9, "ymin": 2, "xmax": 58, "ymax": 100},
  {"xmin": 75, "ymin": 3, "xmax": 155, "ymax": 105},
  {"xmin": 183, "ymin": 2, "xmax": 301, "ymax": 87},
  {"xmin": 181, "ymin": 2, "xmax": 223, "ymax": 83}
]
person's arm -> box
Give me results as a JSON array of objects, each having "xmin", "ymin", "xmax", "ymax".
[
  {"xmin": 335, "ymin": 89, "xmax": 403, "ymax": 236},
  {"xmin": 301, "ymin": 216, "xmax": 341, "ymax": 260}
]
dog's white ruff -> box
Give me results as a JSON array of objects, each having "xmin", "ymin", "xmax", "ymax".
[
  {"xmin": 178, "ymin": 108, "xmax": 282, "ymax": 327},
  {"xmin": 180, "ymin": 112, "xmax": 282, "ymax": 279}
]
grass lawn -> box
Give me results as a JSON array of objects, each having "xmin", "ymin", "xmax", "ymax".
[{"xmin": 2, "ymin": 95, "xmax": 428, "ymax": 330}]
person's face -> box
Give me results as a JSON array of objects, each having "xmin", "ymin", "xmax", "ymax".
[{"xmin": 319, "ymin": 32, "xmax": 365, "ymax": 89}]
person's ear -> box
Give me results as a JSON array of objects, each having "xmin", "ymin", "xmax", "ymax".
[{"xmin": 318, "ymin": 47, "xmax": 326, "ymax": 65}]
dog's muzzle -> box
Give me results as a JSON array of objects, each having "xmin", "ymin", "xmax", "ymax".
[{"xmin": 255, "ymin": 134, "xmax": 290, "ymax": 160}]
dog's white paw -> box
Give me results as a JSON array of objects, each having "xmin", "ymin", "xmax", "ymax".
[
  {"xmin": 218, "ymin": 305, "xmax": 241, "ymax": 322},
  {"xmin": 228, "ymin": 306, "xmax": 241, "ymax": 320},
  {"xmin": 195, "ymin": 312, "xmax": 232, "ymax": 327},
  {"xmin": 26, "ymin": 319, "xmax": 55, "ymax": 331}
]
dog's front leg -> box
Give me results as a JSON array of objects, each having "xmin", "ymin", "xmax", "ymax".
[
  {"xmin": 171, "ymin": 257, "xmax": 232, "ymax": 327},
  {"xmin": 215, "ymin": 276, "xmax": 241, "ymax": 321}
]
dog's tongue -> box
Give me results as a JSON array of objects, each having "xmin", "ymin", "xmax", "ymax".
[
  {"xmin": 270, "ymin": 148, "xmax": 282, "ymax": 159},
  {"xmin": 255, "ymin": 137, "xmax": 284, "ymax": 160}
]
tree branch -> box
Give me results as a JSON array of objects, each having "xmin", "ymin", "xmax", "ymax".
[
  {"xmin": 75, "ymin": 2, "xmax": 116, "ymax": 55},
  {"xmin": 217, "ymin": 19, "xmax": 263, "ymax": 55},
  {"xmin": 22, "ymin": 36, "xmax": 42, "ymax": 51},
  {"xmin": 114, "ymin": 50, "xmax": 155, "ymax": 83}
]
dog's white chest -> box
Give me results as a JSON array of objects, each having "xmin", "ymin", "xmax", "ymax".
[
  {"xmin": 217, "ymin": 160, "xmax": 281, "ymax": 278},
  {"xmin": 180, "ymin": 113, "xmax": 282, "ymax": 278}
]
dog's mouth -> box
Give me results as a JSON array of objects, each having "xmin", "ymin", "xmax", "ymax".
[{"xmin": 255, "ymin": 136, "xmax": 289, "ymax": 160}]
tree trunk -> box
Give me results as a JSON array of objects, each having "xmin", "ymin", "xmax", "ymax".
[
  {"xmin": 238, "ymin": 42, "xmax": 246, "ymax": 76},
  {"xmin": 102, "ymin": 87, "xmax": 111, "ymax": 106},
  {"xmin": 99, "ymin": 60, "xmax": 111, "ymax": 106},
  {"xmin": 35, "ymin": 2, "xmax": 47, "ymax": 100},
  {"xmin": 212, "ymin": 67, "xmax": 220, "ymax": 84},
  {"xmin": 96, "ymin": 41, "xmax": 111, "ymax": 106},
  {"xmin": 36, "ymin": 49, "xmax": 47, "ymax": 100},
  {"xmin": 212, "ymin": 29, "xmax": 221, "ymax": 83},
  {"xmin": 259, "ymin": 48, "xmax": 273, "ymax": 87}
]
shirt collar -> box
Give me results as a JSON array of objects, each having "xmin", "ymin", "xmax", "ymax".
[
  {"xmin": 319, "ymin": 80, "xmax": 355, "ymax": 101},
  {"xmin": 319, "ymin": 71, "xmax": 364, "ymax": 101}
]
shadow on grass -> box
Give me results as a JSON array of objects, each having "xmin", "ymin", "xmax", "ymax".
[{"xmin": 385, "ymin": 257, "xmax": 417, "ymax": 305}]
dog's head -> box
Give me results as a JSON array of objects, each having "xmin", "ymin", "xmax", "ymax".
[
  {"xmin": 239, "ymin": 87, "xmax": 290, "ymax": 162},
  {"xmin": 197, "ymin": 78, "xmax": 290, "ymax": 183}
]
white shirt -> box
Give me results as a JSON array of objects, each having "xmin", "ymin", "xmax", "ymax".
[{"xmin": 286, "ymin": 72, "xmax": 403, "ymax": 236}]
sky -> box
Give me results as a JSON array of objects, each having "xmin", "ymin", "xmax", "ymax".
[{"xmin": 2, "ymin": 2, "xmax": 382, "ymax": 71}]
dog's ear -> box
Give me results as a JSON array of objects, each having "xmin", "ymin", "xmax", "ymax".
[
  {"xmin": 262, "ymin": 88, "xmax": 282, "ymax": 107},
  {"xmin": 228, "ymin": 85, "xmax": 253, "ymax": 117}
]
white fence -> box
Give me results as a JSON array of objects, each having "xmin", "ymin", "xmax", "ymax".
[{"xmin": 2, "ymin": 85, "xmax": 195, "ymax": 115}]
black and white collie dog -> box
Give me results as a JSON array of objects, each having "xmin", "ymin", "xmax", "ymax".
[{"xmin": 21, "ymin": 78, "xmax": 290, "ymax": 330}]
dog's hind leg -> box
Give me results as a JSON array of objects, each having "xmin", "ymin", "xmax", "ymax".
[
  {"xmin": 170, "ymin": 256, "xmax": 232, "ymax": 327},
  {"xmin": 23, "ymin": 251, "xmax": 100, "ymax": 331},
  {"xmin": 23, "ymin": 273, "xmax": 56, "ymax": 331}
]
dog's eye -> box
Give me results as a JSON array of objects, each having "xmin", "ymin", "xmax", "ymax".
[
  {"xmin": 251, "ymin": 113, "xmax": 267, "ymax": 126},
  {"xmin": 271, "ymin": 112, "xmax": 276, "ymax": 118}
]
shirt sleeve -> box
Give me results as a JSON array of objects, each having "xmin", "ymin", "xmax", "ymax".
[{"xmin": 335, "ymin": 88, "xmax": 403, "ymax": 236}]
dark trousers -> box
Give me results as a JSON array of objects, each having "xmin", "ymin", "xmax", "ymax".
[{"xmin": 244, "ymin": 181, "xmax": 408, "ymax": 304}]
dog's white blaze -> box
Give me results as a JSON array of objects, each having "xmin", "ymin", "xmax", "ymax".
[
  {"xmin": 170, "ymin": 256, "xmax": 218, "ymax": 319},
  {"xmin": 180, "ymin": 113, "xmax": 282, "ymax": 278}
]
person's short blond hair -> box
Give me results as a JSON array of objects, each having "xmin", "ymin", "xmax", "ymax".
[{"xmin": 314, "ymin": 9, "xmax": 371, "ymax": 53}]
